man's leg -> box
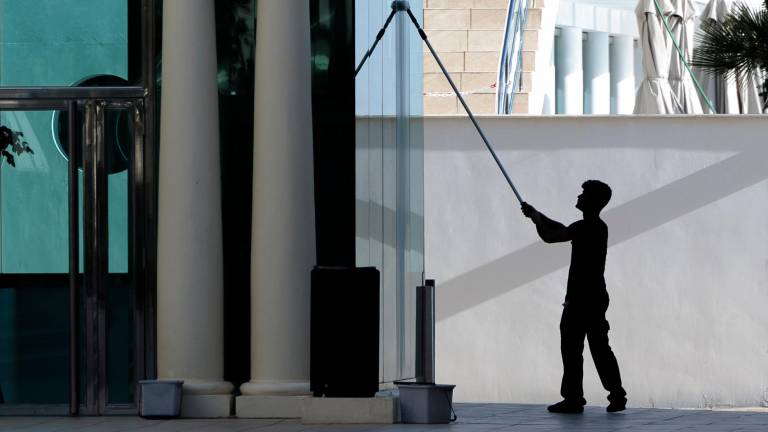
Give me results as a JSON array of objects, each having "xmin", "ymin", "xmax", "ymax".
[
  {"xmin": 559, "ymin": 306, "xmax": 587, "ymax": 404},
  {"xmin": 586, "ymin": 313, "xmax": 626, "ymax": 408}
]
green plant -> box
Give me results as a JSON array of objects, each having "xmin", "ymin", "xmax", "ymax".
[
  {"xmin": 0, "ymin": 125, "xmax": 33, "ymax": 167},
  {"xmin": 692, "ymin": 0, "xmax": 768, "ymax": 110}
]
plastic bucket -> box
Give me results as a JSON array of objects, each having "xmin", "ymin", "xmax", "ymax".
[
  {"xmin": 138, "ymin": 380, "xmax": 184, "ymax": 418},
  {"xmin": 396, "ymin": 383, "xmax": 456, "ymax": 424}
]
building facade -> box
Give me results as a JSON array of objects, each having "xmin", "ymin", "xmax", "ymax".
[
  {"xmin": 0, "ymin": 0, "xmax": 425, "ymax": 417},
  {"xmin": 423, "ymin": 0, "xmax": 766, "ymax": 115}
]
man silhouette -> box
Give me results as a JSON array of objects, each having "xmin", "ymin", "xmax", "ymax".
[{"xmin": 521, "ymin": 180, "xmax": 627, "ymax": 413}]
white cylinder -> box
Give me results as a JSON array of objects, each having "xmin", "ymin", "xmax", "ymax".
[
  {"xmin": 240, "ymin": 0, "xmax": 316, "ymax": 396},
  {"xmin": 583, "ymin": 31, "xmax": 610, "ymax": 114},
  {"xmin": 555, "ymin": 26, "xmax": 583, "ymax": 114},
  {"xmin": 610, "ymin": 35, "xmax": 635, "ymax": 114},
  {"xmin": 157, "ymin": 0, "xmax": 232, "ymax": 395},
  {"xmin": 633, "ymin": 39, "xmax": 644, "ymax": 93}
]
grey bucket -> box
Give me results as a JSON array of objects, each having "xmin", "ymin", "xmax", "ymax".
[
  {"xmin": 396, "ymin": 383, "xmax": 456, "ymax": 424},
  {"xmin": 138, "ymin": 380, "xmax": 184, "ymax": 418}
]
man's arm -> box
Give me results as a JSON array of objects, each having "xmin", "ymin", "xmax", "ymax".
[{"xmin": 521, "ymin": 202, "xmax": 571, "ymax": 243}]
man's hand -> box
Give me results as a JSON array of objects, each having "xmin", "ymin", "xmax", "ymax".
[
  {"xmin": 521, "ymin": 202, "xmax": 537, "ymax": 219},
  {"xmin": 521, "ymin": 202, "xmax": 570, "ymax": 242}
]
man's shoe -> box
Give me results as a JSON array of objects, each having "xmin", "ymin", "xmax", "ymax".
[
  {"xmin": 606, "ymin": 401, "xmax": 626, "ymax": 413},
  {"xmin": 547, "ymin": 400, "xmax": 584, "ymax": 414}
]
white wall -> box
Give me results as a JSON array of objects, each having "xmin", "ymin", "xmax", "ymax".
[{"xmin": 425, "ymin": 115, "xmax": 768, "ymax": 408}]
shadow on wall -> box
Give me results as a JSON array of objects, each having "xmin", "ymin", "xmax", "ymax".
[{"xmin": 433, "ymin": 120, "xmax": 768, "ymax": 321}]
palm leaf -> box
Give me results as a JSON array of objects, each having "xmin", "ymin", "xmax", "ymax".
[{"xmin": 692, "ymin": 1, "xmax": 768, "ymax": 108}]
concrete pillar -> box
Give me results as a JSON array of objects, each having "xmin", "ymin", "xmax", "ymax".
[
  {"xmin": 236, "ymin": 0, "xmax": 316, "ymax": 419},
  {"xmin": 157, "ymin": 0, "xmax": 233, "ymax": 418},
  {"xmin": 610, "ymin": 35, "xmax": 635, "ymax": 114},
  {"xmin": 555, "ymin": 26, "xmax": 583, "ymax": 114},
  {"xmin": 583, "ymin": 31, "xmax": 610, "ymax": 114}
]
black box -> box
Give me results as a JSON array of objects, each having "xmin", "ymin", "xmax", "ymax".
[{"xmin": 310, "ymin": 266, "xmax": 380, "ymax": 397}]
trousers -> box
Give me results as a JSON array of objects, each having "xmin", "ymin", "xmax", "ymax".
[{"xmin": 559, "ymin": 301, "xmax": 626, "ymax": 403}]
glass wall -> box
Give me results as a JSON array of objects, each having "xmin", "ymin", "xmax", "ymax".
[
  {"xmin": 0, "ymin": 109, "xmax": 71, "ymax": 404},
  {"xmin": 0, "ymin": 1, "xmax": 129, "ymax": 271},
  {"xmin": 0, "ymin": 0, "xmax": 131, "ymax": 407},
  {"xmin": 0, "ymin": 0, "xmax": 128, "ymax": 87},
  {"xmin": 355, "ymin": 0, "xmax": 425, "ymax": 383}
]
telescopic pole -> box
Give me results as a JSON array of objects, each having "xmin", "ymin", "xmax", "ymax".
[
  {"xmin": 354, "ymin": 7, "xmax": 399, "ymax": 77},
  {"xmin": 403, "ymin": 6, "xmax": 524, "ymax": 203},
  {"xmin": 356, "ymin": 1, "xmax": 525, "ymax": 203}
]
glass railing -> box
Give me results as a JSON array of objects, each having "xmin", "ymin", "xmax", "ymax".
[{"xmin": 497, "ymin": 0, "xmax": 530, "ymax": 114}]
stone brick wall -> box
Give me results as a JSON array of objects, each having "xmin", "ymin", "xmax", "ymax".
[{"xmin": 423, "ymin": 0, "xmax": 508, "ymax": 114}]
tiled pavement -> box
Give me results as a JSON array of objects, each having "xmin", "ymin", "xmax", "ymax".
[{"xmin": 1, "ymin": 403, "xmax": 767, "ymax": 432}]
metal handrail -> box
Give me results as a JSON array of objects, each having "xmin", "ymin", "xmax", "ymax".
[
  {"xmin": 0, "ymin": 86, "xmax": 146, "ymax": 100},
  {"xmin": 496, "ymin": 0, "xmax": 530, "ymax": 114}
]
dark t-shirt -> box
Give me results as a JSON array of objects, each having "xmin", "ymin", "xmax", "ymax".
[{"xmin": 565, "ymin": 218, "xmax": 608, "ymax": 306}]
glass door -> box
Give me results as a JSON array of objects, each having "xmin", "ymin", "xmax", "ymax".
[
  {"xmin": 80, "ymin": 99, "xmax": 146, "ymax": 415},
  {"xmin": 0, "ymin": 90, "xmax": 147, "ymax": 416}
]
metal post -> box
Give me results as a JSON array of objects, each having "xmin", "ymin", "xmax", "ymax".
[
  {"xmin": 416, "ymin": 279, "xmax": 436, "ymax": 383},
  {"xmin": 424, "ymin": 279, "xmax": 435, "ymax": 384},
  {"xmin": 67, "ymin": 100, "xmax": 79, "ymax": 416}
]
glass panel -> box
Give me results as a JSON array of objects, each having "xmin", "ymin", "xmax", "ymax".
[
  {"xmin": 0, "ymin": 109, "xmax": 70, "ymax": 404},
  {"xmin": 104, "ymin": 107, "xmax": 133, "ymax": 405},
  {"xmin": 0, "ymin": 284, "xmax": 69, "ymax": 404},
  {"xmin": 355, "ymin": 0, "xmax": 424, "ymax": 383},
  {"xmin": 0, "ymin": 0, "xmax": 128, "ymax": 87},
  {"xmin": 1, "ymin": 110, "xmax": 70, "ymax": 272}
]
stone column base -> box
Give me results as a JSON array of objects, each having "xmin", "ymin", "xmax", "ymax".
[
  {"xmin": 181, "ymin": 394, "xmax": 233, "ymax": 418},
  {"xmin": 236, "ymin": 395, "xmax": 308, "ymax": 418}
]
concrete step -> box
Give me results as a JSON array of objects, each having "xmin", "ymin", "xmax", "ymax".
[{"xmin": 302, "ymin": 397, "xmax": 397, "ymax": 424}]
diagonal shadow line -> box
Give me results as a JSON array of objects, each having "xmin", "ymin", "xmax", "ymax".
[{"xmin": 436, "ymin": 148, "xmax": 768, "ymax": 321}]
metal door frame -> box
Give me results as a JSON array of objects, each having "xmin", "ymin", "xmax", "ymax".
[{"xmin": 0, "ymin": 87, "xmax": 150, "ymax": 416}]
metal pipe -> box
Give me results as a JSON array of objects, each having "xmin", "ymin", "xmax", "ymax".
[
  {"xmin": 67, "ymin": 100, "xmax": 80, "ymax": 416},
  {"xmin": 0, "ymin": 87, "xmax": 146, "ymax": 100}
]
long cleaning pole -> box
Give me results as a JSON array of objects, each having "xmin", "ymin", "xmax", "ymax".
[
  {"xmin": 355, "ymin": 7, "xmax": 399, "ymax": 77},
  {"xmin": 403, "ymin": 7, "xmax": 524, "ymax": 203}
]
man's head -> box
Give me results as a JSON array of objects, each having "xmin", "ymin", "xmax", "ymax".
[{"xmin": 576, "ymin": 180, "xmax": 612, "ymax": 214}]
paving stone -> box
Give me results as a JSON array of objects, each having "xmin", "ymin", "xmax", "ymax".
[{"xmin": 2, "ymin": 403, "xmax": 768, "ymax": 431}]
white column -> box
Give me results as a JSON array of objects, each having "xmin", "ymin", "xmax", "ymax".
[
  {"xmin": 237, "ymin": 0, "xmax": 315, "ymax": 419},
  {"xmin": 555, "ymin": 26, "xmax": 583, "ymax": 114},
  {"xmin": 157, "ymin": 0, "xmax": 233, "ymax": 418},
  {"xmin": 583, "ymin": 31, "xmax": 610, "ymax": 114},
  {"xmin": 610, "ymin": 34, "xmax": 635, "ymax": 114},
  {"xmin": 633, "ymin": 39, "xmax": 644, "ymax": 93}
]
